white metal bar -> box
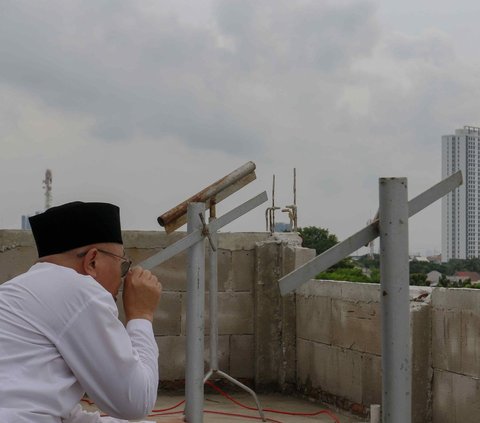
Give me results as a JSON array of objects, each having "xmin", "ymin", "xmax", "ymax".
[
  {"xmin": 138, "ymin": 191, "xmax": 268, "ymax": 271},
  {"xmin": 185, "ymin": 203, "xmax": 205, "ymax": 423},
  {"xmin": 408, "ymin": 170, "xmax": 462, "ymax": 216},
  {"xmin": 379, "ymin": 178, "xmax": 411, "ymax": 423},
  {"xmin": 209, "ymin": 191, "xmax": 268, "ymax": 233},
  {"xmin": 279, "ymin": 171, "xmax": 463, "ymax": 295},
  {"xmin": 138, "ymin": 230, "xmax": 204, "ymax": 270},
  {"xmin": 279, "ymin": 222, "xmax": 378, "ymax": 295}
]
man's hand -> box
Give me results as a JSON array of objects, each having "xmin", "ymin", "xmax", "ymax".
[{"xmin": 122, "ymin": 267, "xmax": 161, "ymax": 322}]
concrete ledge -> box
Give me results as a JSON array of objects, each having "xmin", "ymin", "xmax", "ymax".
[{"xmin": 433, "ymin": 286, "xmax": 480, "ymax": 311}]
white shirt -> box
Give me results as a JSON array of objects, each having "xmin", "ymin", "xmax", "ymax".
[{"xmin": 0, "ymin": 263, "xmax": 159, "ymax": 423}]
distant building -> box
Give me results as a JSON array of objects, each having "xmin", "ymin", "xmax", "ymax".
[
  {"xmin": 451, "ymin": 271, "xmax": 480, "ymax": 283},
  {"xmin": 21, "ymin": 215, "xmax": 31, "ymax": 230},
  {"xmin": 426, "ymin": 270, "xmax": 442, "ymax": 286},
  {"xmin": 21, "ymin": 211, "xmax": 41, "ymax": 230},
  {"xmin": 410, "ymin": 256, "xmax": 429, "ymax": 263},
  {"xmin": 442, "ymin": 126, "xmax": 480, "ymax": 261},
  {"xmin": 427, "ymin": 254, "xmax": 442, "ymax": 264}
]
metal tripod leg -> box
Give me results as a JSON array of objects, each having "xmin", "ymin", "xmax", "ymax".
[
  {"xmin": 204, "ymin": 369, "xmax": 267, "ymax": 422},
  {"xmin": 204, "ymin": 229, "xmax": 266, "ymax": 422}
]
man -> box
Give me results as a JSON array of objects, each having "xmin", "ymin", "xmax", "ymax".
[{"xmin": 0, "ymin": 202, "xmax": 183, "ymax": 422}]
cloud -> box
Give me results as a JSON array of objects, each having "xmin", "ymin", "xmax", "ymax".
[
  {"xmin": 0, "ymin": 0, "xmax": 382, "ymax": 157},
  {"xmin": 1, "ymin": 0, "xmax": 479, "ymax": 254}
]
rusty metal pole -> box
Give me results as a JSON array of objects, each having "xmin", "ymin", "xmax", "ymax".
[{"xmin": 379, "ymin": 178, "xmax": 411, "ymax": 423}]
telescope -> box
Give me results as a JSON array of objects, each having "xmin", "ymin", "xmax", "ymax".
[{"xmin": 157, "ymin": 161, "xmax": 256, "ymax": 233}]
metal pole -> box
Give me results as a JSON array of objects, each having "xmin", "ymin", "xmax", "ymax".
[
  {"xmin": 203, "ymin": 210, "xmax": 267, "ymax": 422},
  {"xmin": 379, "ymin": 178, "xmax": 411, "ymax": 423},
  {"xmin": 209, "ymin": 231, "xmax": 219, "ymax": 371},
  {"xmin": 185, "ymin": 203, "xmax": 206, "ymax": 423}
]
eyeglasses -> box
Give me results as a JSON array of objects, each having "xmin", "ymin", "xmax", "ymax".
[
  {"xmin": 78, "ymin": 248, "xmax": 132, "ymax": 277},
  {"xmin": 98, "ymin": 249, "xmax": 132, "ymax": 277}
]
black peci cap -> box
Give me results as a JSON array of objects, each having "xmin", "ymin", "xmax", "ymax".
[{"xmin": 29, "ymin": 202, "xmax": 123, "ymax": 258}]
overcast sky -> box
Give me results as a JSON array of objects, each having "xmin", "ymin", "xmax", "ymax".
[{"xmin": 1, "ymin": 0, "xmax": 480, "ymax": 256}]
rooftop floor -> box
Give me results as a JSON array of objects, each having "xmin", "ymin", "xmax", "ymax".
[{"xmin": 83, "ymin": 392, "xmax": 365, "ymax": 422}]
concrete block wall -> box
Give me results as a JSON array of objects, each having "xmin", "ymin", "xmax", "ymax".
[
  {"xmin": 0, "ymin": 229, "xmax": 309, "ymax": 389},
  {"xmin": 431, "ymin": 288, "xmax": 480, "ymax": 423},
  {"xmin": 9, "ymin": 228, "xmax": 480, "ymax": 421},
  {"xmin": 296, "ymin": 280, "xmax": 432, "ymax": 421}
]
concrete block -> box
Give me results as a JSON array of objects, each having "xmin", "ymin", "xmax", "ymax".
[
  {"xmin": 411, "ymin": 302, "xmax": 432, "ymax": 423},
  {"xmin": 212, "ymin": 249, "xmax": 231, "ymax": 292},
  {"xmin": 311, "ymin": 343, "xmax": 363, "ymax": 404},
  {"xmin": 432, "ymin": 369, "xmax": 453, "ymax": 423},
  {"xmin": 432, "ymin": 287, "xmax": 480, "ymax": 312},
  {"xmin": 153, "ymin": 292, "xmax": 182, "ymax": 336},
  {"xmin": 297, "ymin": 279, "xmax": 343, "ymax": 300},
  {"xmin": 451, "ymin": 370, "xmax": 480, "ymax": 422},
  {"xmin": 231, "ymin": 250, "xmax": 254, "ymax": 291},
  {"xmin": 432, "ymin": 369, "xmax": 480, "ymax": 423},
  {"xmin": 254, "ymin": 241, "xmax": 296, "ymax": 389},
  {"xmin": 0, "ymin": 246, "xmax": 38, "ymax": 283},
  {"xmin": 157, "ymin": 334, "xmax": 229, "ymax": 382},
  {"xmin": 296, "ymin": 338, "xmax": 314, "ymax": 388},
  {"xmin": 205, "ymin": 335, "xmax": 230, "ymax": 373},
  {"xmin": 331, "ymin": 347, "xmax": 363, "ymax": 404},
  {"xmin": 117, "ymin": 292, "xmax": 182, "ymax": 336},
  {"xmin": 123, "ymin": 231, "xmax": 185, "ymax": 249},
  {"xmin": 360, "ymin": 353, "xmax": 382, "ymax": 406},
  {"xmin": 218, "ymin": 233, "xmax": 270, "ymax": 251},
  {"xmin": 126, "ymin": 247, "xmax": 188, "ymax": 292},
  {"xmin": 156, "ymin": 336, "xmax": 186, "ymax": 381},
  {"xmin": 229, "ymin": 335, "xmax": 254, "ymax": 379},
  {"xmin": 432, "ymin": 308, "xmax": 462, "ymax": 373},
  {"xmin": 461, "ymin": 309, "xmax": 480, "ymax": 378},
  {"xmin": 296, "ymin": 294, "xmax": 331, "ymax": 344},
  {"xmin": 214, "ymin": 292, "xmax": 254, "ymax": 335},
  {"xmin": 293, "ymin": 246, "xmax": 316, "ymax": 269},
  {"xmin": 341, "ymin": 282, "xmax": 380, "ymax": 303},
  {"xmin": 331, "ymin": 299, "xmax": 381, "ymax": 355},
  {"xmin": 202, "ymin": 292, "xmax": 254, "ymax": 336}
]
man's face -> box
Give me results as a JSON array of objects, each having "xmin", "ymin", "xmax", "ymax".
[{"xmin": 93, "ymin": 243, "xmax": 129, "ymax": 301}]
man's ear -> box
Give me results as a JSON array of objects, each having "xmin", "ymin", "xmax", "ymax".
[{"xmin": 82, "ymin": 248, "xmax": 98, "ymax": 278}]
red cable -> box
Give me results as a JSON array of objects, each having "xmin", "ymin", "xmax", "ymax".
[
  {"xmin": 150, "ymin": 399, "xmax": 185, "ymax": 412},
  {"xmin": 204, "ymin": 410, "xmax": 283, "ymax": 422},
  {"xmin": 205, "ymin": 381, "xmax": 340, "ymax": 423},
  {"xmin": 147, "ymin": 410, "xmax": 184, "ymax": 417},
  {"xmin": 80, "ymin": 398, "xmax": 95, "ymax": 406},
  {"xmin": 82, "ymin": 381, "xmax": 341, "ymax": 423},
  {"xmin": 148, "ymin": 409, "xmax": 282, "ymax": 422}
]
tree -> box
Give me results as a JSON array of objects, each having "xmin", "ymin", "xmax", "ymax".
[
  {"xmin": 297, "ymin": 226, "xmax": 338, "ymax": 255},
  {"xmin": 297, "ymin": 226, "xmax": 352, "ymax": 269},
  {"xmin": 410, "ymin": 273, "xmax": 428, "ymax": 286}
]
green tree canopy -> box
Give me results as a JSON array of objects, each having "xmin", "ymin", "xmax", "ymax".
[
  {"xmin": 297, "ymin": 226, "xmax": 338, "ymax": 255},
  {"xmin": 297, "ymin": 226, "xmax": 353, "ymax": 269}
]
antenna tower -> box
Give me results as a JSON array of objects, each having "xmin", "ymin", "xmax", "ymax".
[{"xmin": 43, "ymin": 169, "xmax": 53, "ymax": 210}]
